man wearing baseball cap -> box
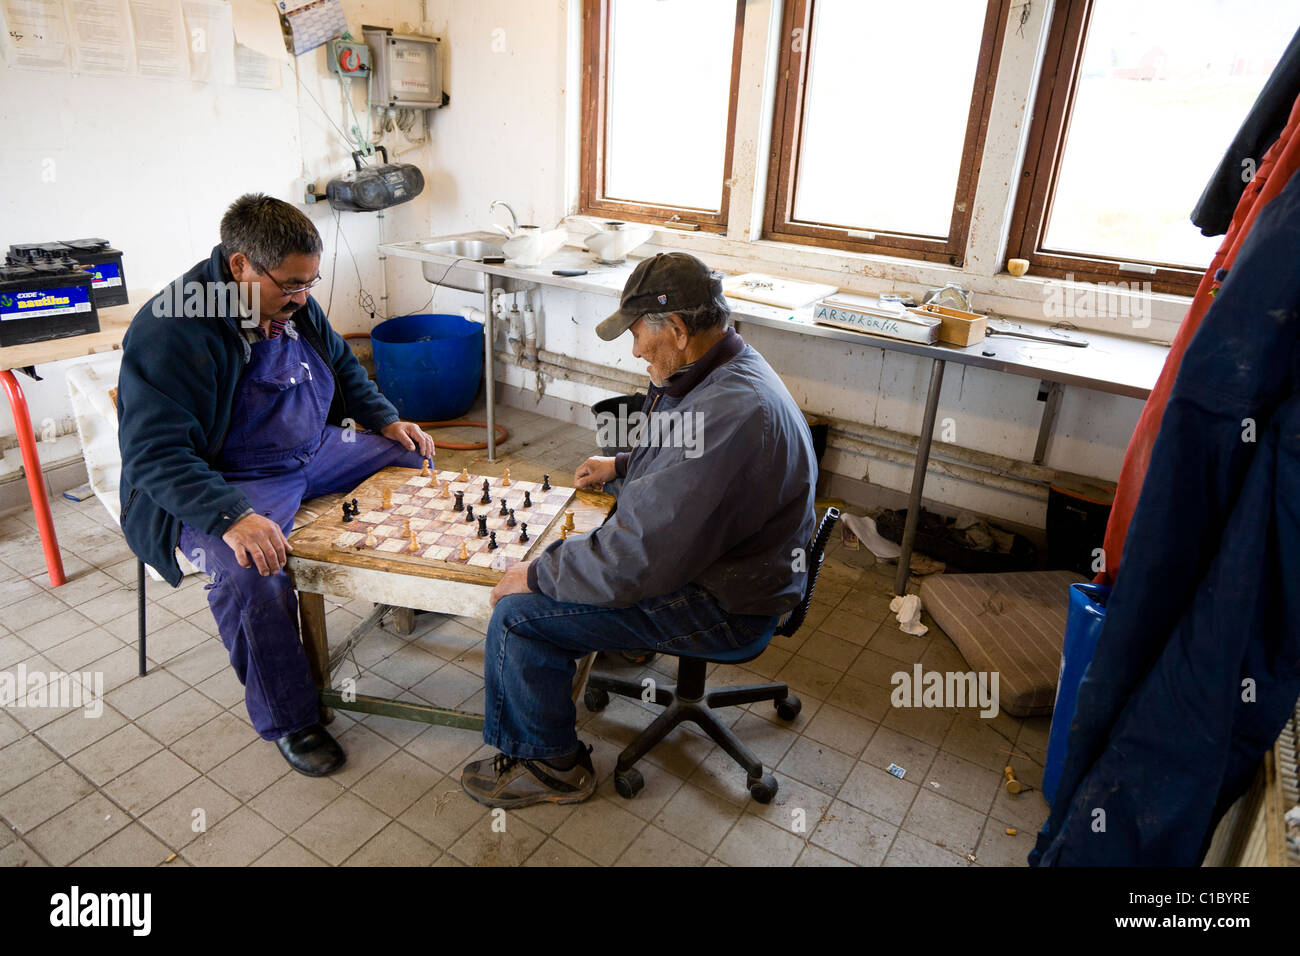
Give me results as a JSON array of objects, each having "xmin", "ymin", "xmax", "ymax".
[{"xmin": 461, "ymin": 252, "xmax": 817, "ymax": 808}]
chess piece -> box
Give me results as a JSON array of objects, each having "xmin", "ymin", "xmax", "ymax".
[
  {"xmin": 518, "ymin": 523, "xmax": 529, "ymax": 543},
  {"xmin": 563, "ymin": 509, "xmax": 575, "ymax": 532},
  {"xmin": 560, "ymin": 527, "xmax": 568, "ymax": 540},
  {"xmin": 341, "ymin": 502, "xmax": 353, "ymax": 523},
  {"xmin": 465, "ymin": 505, "xmax": 475, "ymax": 523},
  {"xmin": 477, "ymin": 515, "xmax": 489, "ymax": 537},
  {"xmin": 453, "ymin": 490, "xmax": 465, "ymax": 512},
  {"xmin": 364, "ymin": 531, "xmax": 377, "ymax": 548},
  {"xmin": 506, "ymin": 508, "xmax": 517, "ymax": 528},
  {"xmin": 502, "ymin": 468, "xmax": 511, "ymax": 486},
  {"xmin": 487, "ymin": 531, "xmax": 498, "ymax": 551},
  {"xmin": 440, "ymin": 480, "xmax": 451, "ymax": 499},
  {"xmin": 499, "ymin": 497, "xmax": 509, "ymax": 516},
  {"xmin": 420, "ymin": 458, "xmax": 430, "ymax": 477},
  {"xmin": 402, "ymin": 518, "xmax": 411, "ymax": 536},
  {"xmin": 542, "ymin": 474, "xmax": 551, "ymax": 491},
  {"xmin": 458, "ymin": 541, "xmax": 469, "ymax": 561},
  {"xmin": 351, "ymin": 498, "xmax": 359, "ymax": 513},
  {"xmin": 381, "ymin": 488, "xmax": 392, "ymax": 510},
  {"xmin": 480, "ymin": 479, "xmax": 491, "ymax": 505},
  {"xmin": 407, "ymin": 532, "xmax": 419, "ymax": 553},
  {"xmin": 458, "ymin": 467, "xmax": 469, "ymax": 482},
  {"xmin": 522, "ymin": 491, "xmax": 532, "ymax": 508}
]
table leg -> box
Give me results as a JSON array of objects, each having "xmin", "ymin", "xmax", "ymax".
[
  {"xmin": 483, "ymin": 283, "xmax": 496, "ymax": 461},
  {"xmin": 894, "ymin": 358, "xmax": 947, "ymax": 596},
  {"xmin": 0, "ymin": 369, "xmax": 65, "ymax": 587},
  {"xmin": 1033, "ymin": 380, "xmax": 1063, "ymax": 465},
  {"xmin": 298, "ymin": 591, "xmax": 333, "ymax": 724}
]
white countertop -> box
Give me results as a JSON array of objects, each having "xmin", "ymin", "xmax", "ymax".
[{"xmin": 380, "ymin": 235, "xmax": 1169, "ymax": 401}]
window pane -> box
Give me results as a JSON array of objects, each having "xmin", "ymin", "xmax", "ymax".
[
  {"xmin": 605, "ymin": 0, "xmax": 736, "ymax": 211},
  {"xmin": 1044, "ymin": 0, "xmax": 1295, "ymax": 268},
  {"xmin": 792, "ymin": 0, "xmax": 988, "ymax": 238}
]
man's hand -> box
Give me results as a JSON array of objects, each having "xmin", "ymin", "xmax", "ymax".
[
  {"xmin": 575, "ymin": 456, "xmax": 617, "ymax": 490},
  {"xmin": 381, "ymin": 420, "xmax": 436, "ymax": 461},
  {"xmin": 222, "ymin": 513, "xmax": 292, "ymax": 576},
  {"xmin": 490, "ymin": 561, "xmax": 534, "ymax": 608}
]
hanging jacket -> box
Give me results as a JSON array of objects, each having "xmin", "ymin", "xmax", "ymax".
[
  {"xmin": 117, "ymin": 245, "xmax": 400, "ymax": 586},
  {"xmin": 1192, "ymin": 24, "xmax": 1300, "ymax": 237},
  {"xmin": 1031, "ymin": 169, "xmax": 1300, "ymax": 866},
  {"xmin": 1099, "ymin": 89, "xmax": 1300, "ymax": 585}
]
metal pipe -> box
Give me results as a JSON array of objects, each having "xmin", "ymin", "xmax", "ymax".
[
  {"xmin": 894, "ymin": 358, "xmax": 947, "ymax": 595},
  {"xmin": 0, "ymin": 370, "xmax": 65, "ymax": 586},
  {"xmin": 483, "ymin": 283, "xmax": 496, "ymax": 460}
]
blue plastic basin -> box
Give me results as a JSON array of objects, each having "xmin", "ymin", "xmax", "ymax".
[{"xmin": 370, "ymin": 313, "xmax": 483, "ymax": 422}]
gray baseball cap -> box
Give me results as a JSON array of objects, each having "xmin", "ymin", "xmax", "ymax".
[{"xmin": 595, "ymin": 252, "xmax": 728, "ymax": 341}]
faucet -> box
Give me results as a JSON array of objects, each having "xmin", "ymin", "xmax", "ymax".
[{"xmin": 489, "ymin": 200, "xmax": 518, "ymax": 236}]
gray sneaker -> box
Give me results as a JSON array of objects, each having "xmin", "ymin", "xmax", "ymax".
[{"xmin": 460, "ymin": 745, "xmax": 596, "ymax": 809}]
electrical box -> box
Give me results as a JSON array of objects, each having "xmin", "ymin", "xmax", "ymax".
[
  {"xmin": 363, "ymin": 26, "xmax": 443, "ymax": 110},
  {"xmin": 327, "ymin": 38, "xmax": 371, "ymax": 78}
]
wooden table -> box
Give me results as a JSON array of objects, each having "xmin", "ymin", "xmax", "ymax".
[
  {"xmin": 0, "ymin": 290, "xmax": 148, "ymax": 586},
  {"xmin": 286, "ymin": 459, "xmax": 615, "ymax": 728}
]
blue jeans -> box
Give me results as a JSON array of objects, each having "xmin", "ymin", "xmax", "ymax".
[{"xmin": 483, "ymin": 582, "xmax": 778, "ymax": 759}]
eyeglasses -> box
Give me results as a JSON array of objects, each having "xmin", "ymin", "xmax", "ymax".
[{"xmin": 249, "ymin": 256, "xmax": 323, "ymax": 296}]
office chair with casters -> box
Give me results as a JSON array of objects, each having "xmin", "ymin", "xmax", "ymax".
[{"xmin": 584, "ymin": 507, "xmax": 841, "ymax": 804}]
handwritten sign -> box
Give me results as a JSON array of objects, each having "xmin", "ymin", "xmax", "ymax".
[{"xmin": 812, "ymin": 303, "xmax": 939, "ymax": 344}]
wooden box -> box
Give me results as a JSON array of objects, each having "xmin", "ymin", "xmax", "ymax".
[{"xmin": 907, "ymin": 303, "xmax": 987, "ymax": 346}]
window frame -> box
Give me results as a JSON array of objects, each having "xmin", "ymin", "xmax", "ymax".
[
  {"xmin": 761, "ymin": 0, "xmax": 1011, "ymax": 266},
  {"xmin": 1005, "ymin": 0, "xmax": 1204, "ymax": 296},
  {"xmin": 578, "ymin": 0, "xmax": 747, "ymax": 235}
]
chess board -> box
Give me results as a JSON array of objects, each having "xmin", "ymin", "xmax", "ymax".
[{"xmin": 332, "ymin": 469, "xmax": 576, "ymax": 571}]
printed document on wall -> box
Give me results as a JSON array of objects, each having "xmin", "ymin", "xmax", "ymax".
[
  {"xmin": 67, "ymin": 0, "xmax": 134, "ymax": 75},
  {"xmin": 128, "ymin": 0, "xmax": 188, "ymax": 78},
  {"xmin": 1, "ymin": 0, "xmax": 72, "ymax": 70},
  {"xmin": 182, "ymin": 0, "xmax": 235, "ymax": 84}
]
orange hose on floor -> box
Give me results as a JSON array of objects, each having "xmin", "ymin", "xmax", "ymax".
[
  {"xmin": 341, "ymin": 334, "xmax": 507, "ymax": 450},
  {"xmin": 417, "ymin": 420, "xmax": 509, "ymax": 451}
]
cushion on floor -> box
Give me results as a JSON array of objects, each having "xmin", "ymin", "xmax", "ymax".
[{"xmin": 919, "ymin": 570, "xmax": 1085, "ymax": 717}]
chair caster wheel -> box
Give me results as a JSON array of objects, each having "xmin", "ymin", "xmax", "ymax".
[
  {"xmin": 584, "ymin": 687, "xmax": 610, "ymax": 712},
  {"xmin": 774, "ymin": 695, "xmax": 801, "ymax": 721},
  {"xmin": 614, "ymin": 767, "xmax": 644, "ymax": 799},
  {"xmin": 748, "ymin": 772, "xmax": 778, "ymax": 804}
]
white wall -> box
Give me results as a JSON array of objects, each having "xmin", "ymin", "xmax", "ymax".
[{"xmin": 2, "ymin": 0, "xmax": 1159, "ymax": 531}]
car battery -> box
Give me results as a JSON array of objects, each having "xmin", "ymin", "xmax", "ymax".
[
  {"xmin": 9, "ymin": 238, "xmax": 127, "ymax": 308},
  {"xmin": 0, "ymin": 257, "xmax": 99, "ymax": 347}
]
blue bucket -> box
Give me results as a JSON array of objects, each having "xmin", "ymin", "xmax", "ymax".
[
  {"xmin": 1042, "ymin": 582, "xmax": 1111, "ymax": 805},
  {"xmin": 370, "ymin": 313, "xmax": 483, "ymax": 422}
]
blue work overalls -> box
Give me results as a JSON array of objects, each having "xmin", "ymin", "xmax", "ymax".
[{"xmin": 179, "ymin": 321, "xmax": 424, "ymax": 739}]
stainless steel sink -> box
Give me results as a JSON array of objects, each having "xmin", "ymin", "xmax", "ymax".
[{"xmin": 415, "ymin": 233, "xmax": 533, "ymax": 293}]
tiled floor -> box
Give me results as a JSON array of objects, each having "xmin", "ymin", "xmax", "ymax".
[{"xmin": 0, "ymin": 402, "xmax": 1050, "ymax": 867}]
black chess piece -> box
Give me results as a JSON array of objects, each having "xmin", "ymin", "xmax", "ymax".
[
  {"xmin": 465, "ymin": 505, "xmax": 475, "ymax": 523},
  {"xmin": 351, "ymin": 498, "xmax": 359, "ymax": 513},
  {"xmin": 341, "ymin": 502, "xmax": 353, "ymax": 522},
  {"xmin": 499, "ymin": 497, "xmax": 509, "ymax": 516},
  {"xmin": 453, "ymin": 490, "xmax": 464, "ymax": 512},
  {"xmin": 542, "ymin": 474, "xmax": 551, "ymax": 491},
  {"xmin": 487, "ymin": 531, "xmax": 498, "ymax": 551},
  {"xmin": 477, "ymin": 515, "xmax": 489, "ymax": 537},
  {"xmin": 518, "ymin": 523, "xmax": 529, "ymax": 543},
  {"xmin": 480, "ymin": 478, "xmax": 491, "ymax": 505},
  {"xmin": 522, "ymin": 490, "xmax": 532, "ymax": 508},
  {"xmin": 506, "ymin": 508, "xmax": 517, "ymax": 528}
]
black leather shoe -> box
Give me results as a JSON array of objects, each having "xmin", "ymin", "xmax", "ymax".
[{"xmin": 275, "ymin": 723, "xmax": 346, "ymax": 777}]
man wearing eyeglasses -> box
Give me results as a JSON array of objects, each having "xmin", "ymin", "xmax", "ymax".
[{"xmin": 117, "ymin": 193, "xmax": 435, "ymax": 776}]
